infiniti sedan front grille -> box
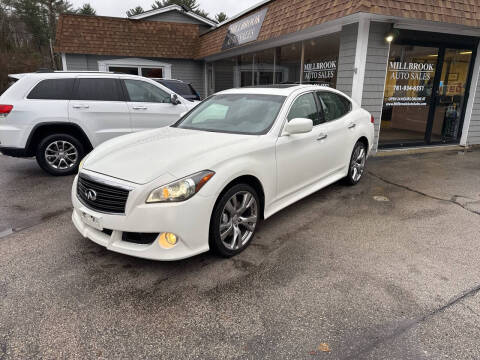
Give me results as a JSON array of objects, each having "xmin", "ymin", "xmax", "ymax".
[{"xmin": 77, "ymin": 174, "xmax": 130, "ymax": 214}]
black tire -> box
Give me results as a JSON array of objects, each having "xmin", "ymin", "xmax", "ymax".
[
  {"xmin": 345, "ymin": 141, "xmax": 367, "ymax": 186},
  {"xmin": 209, "ymin": 184, "xmax": 261, "ymax": 258},
  {"xmin": 36, "ymin": 134, "xmax": 85, "ymax": 176}
]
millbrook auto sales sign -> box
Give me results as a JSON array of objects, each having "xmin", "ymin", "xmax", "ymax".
[
  {"xmin": 222, "ymin": 8, "xmax": 268, "ymax": 50},
  {"xmin": 385, "ymin": 61, "xmax": 435, "ymax": 107},
  {"xmin": 303, "ymin": 60, "xmax": 337, "ymax": 82},
  {"xmin": 389, "ymin": 62, "xmax": 434, "ymax": 81}
]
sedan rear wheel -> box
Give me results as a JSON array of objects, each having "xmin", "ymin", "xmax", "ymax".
[
  {"xmin": 345, "ymin": 141, "xmax": 367, "ymax": 186},
  {"xmin": 210, "ymin": 184, "xmax": 260, "ymax": 257}
]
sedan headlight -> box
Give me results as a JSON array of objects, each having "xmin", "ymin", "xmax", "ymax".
[{"xmin": 146, "ymin": 170, "xmax": 215, "ymax": 203}]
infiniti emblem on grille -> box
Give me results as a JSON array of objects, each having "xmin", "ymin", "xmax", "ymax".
[{"xmin": 85, "ymin": 189, "xmax": 97, "ymax": 201}]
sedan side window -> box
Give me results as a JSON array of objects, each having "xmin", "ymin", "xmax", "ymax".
[
  {"xmin": 124, "ymin": 80, "xmax": 171, "ymax": 103},
  {"xmin": 287, "ymin": 93, "xmax": 322, "ymax": 126},
  {"xmin": 316, "ymin": 92, "xmax": 352, "ymax": 122}
]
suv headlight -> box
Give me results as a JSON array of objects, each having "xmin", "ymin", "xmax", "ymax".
[{"xmin": 146, "ymin": 170, "xmax": 215, "ymax": 203}]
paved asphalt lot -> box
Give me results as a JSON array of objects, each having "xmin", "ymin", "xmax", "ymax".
[{"xmin": 1, "ymin": 149, "xmax": 480, "ymax": 359}]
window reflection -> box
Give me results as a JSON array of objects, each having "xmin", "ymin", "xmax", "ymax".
[
  {"xmin": 276, "ymin": 42, "xmax": 302, "ymax": 84},
  {"xmin": 208, "ymin": 33, "xmax": 340, "ymax": 92},
  {"xmin": 303, "ymin": 34, "xmax": 339, "ymax": 87}
]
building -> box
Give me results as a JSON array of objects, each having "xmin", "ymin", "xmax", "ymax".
[{"xmin": 55, "ymin": 1, "xmax": 480, "ymax": 151}]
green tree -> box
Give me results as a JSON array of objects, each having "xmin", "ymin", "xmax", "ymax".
[
  {"xmin": 5, "ymin": 0, "xmax": 72, "ymax": 68},
  {"xmin": 76, "ymin": 3, "xmax": 95, "ymax": 16},
  {"xmin": 151, "ymin": 0, "xmax": 210, "ymax": 20},
  {"xmin": 126, "ymin": 6, "xmax": 144, "ymax": 17},
  {"xmin": 215, "ymin": 12, "xmax": 227, "ymax": 23}
]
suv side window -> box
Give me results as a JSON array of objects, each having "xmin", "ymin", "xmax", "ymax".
[
  {"xmin": 316, "ymin": 92, "xmax": 352, "ymax": 122},
  {"xmin": 72, "ymin": 78, "xmax": 123, "ymax": 101},
  {"xmin": 123, "ymin": 80, "xmax": 171, "ymax": 103},
  {"xmin": 27, "ymin": 79, "xmax": 75, "ymax": 100},
  {"xmin": 287, "ymin": 93, "xmax": 322, "ymax": 126}
]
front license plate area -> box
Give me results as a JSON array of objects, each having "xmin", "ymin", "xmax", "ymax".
[{"xmin": 81, "ymin": 212, "xmax": 103, "ymax": 231}]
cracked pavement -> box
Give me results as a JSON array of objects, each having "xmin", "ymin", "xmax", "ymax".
[{"xmin": 0, "ymin": 149, "xmax": 480, "ymax": 359}]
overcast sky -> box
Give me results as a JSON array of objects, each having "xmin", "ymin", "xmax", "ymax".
[{"xmin": 69, "ymin": 0, "xmax": 261, "ymax": 18}]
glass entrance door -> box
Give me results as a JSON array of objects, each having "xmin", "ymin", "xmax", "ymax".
[
  {"xmin": 429, "ymin": 49, "xmax": 473, "ymax": 143},
  {"xmin": 380, "ymin": 45, "xmax": 439, "ymax": 146},
  {"xmin": 379, "ymin": 45, "xmax": 475, "ymax": 148}
]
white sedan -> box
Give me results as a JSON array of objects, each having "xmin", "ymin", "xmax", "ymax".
[{"xmin": 72, "ymin": 85, "xmax": 374, "ymax": 261}]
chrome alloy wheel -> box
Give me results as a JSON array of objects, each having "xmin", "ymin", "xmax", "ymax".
[
  {"xmin": 351, "ymin": 145, "xmax": 366, "ymax": 182},
  {"xmin": 45, "ymin": 141, "xmax": 79, "ymax": 170},
  {"xmin": 219, "ymin": 191, "xmax": 258, "ymax": 251}
]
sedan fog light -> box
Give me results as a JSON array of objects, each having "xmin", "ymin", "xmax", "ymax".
[{"xmin": 158, "ymin": 232, "xmax": 178, "ymax": 249}]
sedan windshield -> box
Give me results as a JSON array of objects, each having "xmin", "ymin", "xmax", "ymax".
[{"xmin": 175, "ymin": 94, "xmax": 286, "ymax": 135}]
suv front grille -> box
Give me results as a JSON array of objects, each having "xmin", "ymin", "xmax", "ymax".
[{"xmin": 77, "ymin": 175, "xmax": 130, "ymax": 214}]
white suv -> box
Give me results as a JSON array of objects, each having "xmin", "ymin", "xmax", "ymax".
[{"xmin": 0, "ymin": 72, "xmax": 199, "ymax": 176}]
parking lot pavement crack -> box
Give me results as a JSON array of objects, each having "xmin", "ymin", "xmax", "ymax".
[
  {"xmin": 342, "ymin": 282, "xmax": 480, "ymax": 360},
  {"xmin": 367, "ymin": 171, "xmax": 480, "ymax": 216},
  {"xmin": 0, "ymin": 207, "xmax": 72, "ymax": 240}
]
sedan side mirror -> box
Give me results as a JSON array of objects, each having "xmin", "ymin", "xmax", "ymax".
[
  {"xmin": 284, "ymin": 118, "xmax": 313, "ymax": 135},
  {"xmin": 171, "ymin": 94, "xmax": 181, "ymax": 105}
]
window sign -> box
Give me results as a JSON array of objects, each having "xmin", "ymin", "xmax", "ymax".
[
  {"xmin": 303, "ymin": 34, "xmax": 340, "ymax": 87},
  {"xmin": 384, "ymin": 60, "xmax": 436, "ymax": 107},
  {"xmin": 303, "ymin": 60, "xmax": 337, "ymax": 84},
  {"xmin": 222, "ymin": 8, "xmax": 268, "ymax": 50}
]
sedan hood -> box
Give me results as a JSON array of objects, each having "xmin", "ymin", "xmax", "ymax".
[{"xmin": 83, "ymin": 127, "xmax": 254, "ymax": 184}]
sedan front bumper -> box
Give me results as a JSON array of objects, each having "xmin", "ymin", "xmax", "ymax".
[{"xmin": 71, "ymin": 173, "xmax": 216, "ymax": 261}]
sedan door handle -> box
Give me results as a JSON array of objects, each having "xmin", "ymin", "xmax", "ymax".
[
  {"xmin": 348, "ymin": 123, "xmax": 357, "ymax": 129},
  {"xmin": 72, "ymin": 104, "xmax": 89, "ymax": 109},
  {"xmin": 317, "ymin": 133, "xmax": 328, "ymax": 141},
  {"xmin": 132, "ymin": 106, "xmax": 148, "ymax": 110}
]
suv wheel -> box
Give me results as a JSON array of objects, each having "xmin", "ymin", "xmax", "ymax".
[
  {"xmin": 345, "ymin": 141, "xmax": 367, "ymax": 186},
  {"xmin": 210, "ymin": 184, "xmax": 260, "ymax": 257},
  {"xmin": 36, "ymin": 134, "xmax": 84, "ymax": 176}
]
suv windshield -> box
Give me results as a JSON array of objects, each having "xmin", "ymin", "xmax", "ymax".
[
  {"xmin": 175, "ymin": 94, "xmax": 286, "ymax": 135},
  {"xmin": 155, "ymin": 80, "xmax": 200, "ymax": 101}
]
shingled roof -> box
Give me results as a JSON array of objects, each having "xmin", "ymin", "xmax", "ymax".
[
  {"xmin": 197, "ymin": 0, "xmax": 480, "ymax": 58},
  {"xmin": 56, "ymin": 1, "xmax": 480, "ymax": 61},
  {"xmin": 55, "ymin": 14, "xmax": 200, "ymax": 59}
]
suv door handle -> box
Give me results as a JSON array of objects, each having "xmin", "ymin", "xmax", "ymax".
[
  {"xmin": 317, "ymin": 133, "xmax": 328, "ymax": 141},
  {"xmin": 72, "ymin": 104, "xmax": 89, "ymax": 109},
  {"xmin": 132, "ymin": 106, "xmax": 148, "ymax": 110},
  {"xmin": 348, "ymin": 123, "xmax": 356, "ymax": 129}
]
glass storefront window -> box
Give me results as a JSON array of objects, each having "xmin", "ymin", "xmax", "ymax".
[
  {"xmin": 239, "ymin": 53, "xmax": 255, "ymax": 87},
  {"xmin": 431, "ymin": 49, "xmax": 473, "ymax": 142},
  {"xmin": 214, "ymin": 58, "xmax": 236, "ymax": 93},
  {"xmin": 276, "ymin": 42, "xmax": 302, "ymax": 84},
  {"xmin": 209, "ymin": 33, "xmax": 340, "ymax": 92},
  {"xmin": 380, "ymin": 45, "xmax": 438, "ymax": 146},
  {"xmin": 254, "ymin": 48, "xmax": 275, "ymax": 85},
  {"xmin": 303, "ymin": 34, "xmax": 339, "ymax": 87}
]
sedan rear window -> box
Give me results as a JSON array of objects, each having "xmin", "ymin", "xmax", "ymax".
[
  {"xmin": 27, "ymin": 79, "xmax": 75, "ymax": 100},
  {"xmin": 175, "ymin": 94, "xmax": 286, "ymax": 135}
]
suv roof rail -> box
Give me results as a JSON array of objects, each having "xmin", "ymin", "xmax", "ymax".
[
  {"xmin": 53, "ymin": 71, "xmax": 115, "ymax": 74},
  {"xmin": 34, "ymin": 70, "xmax": 116, "ymax": 74}
]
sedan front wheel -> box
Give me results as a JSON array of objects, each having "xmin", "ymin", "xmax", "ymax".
[{"xmin": 210, "ymin": 184, "xmax": 260, "ymax": 257}]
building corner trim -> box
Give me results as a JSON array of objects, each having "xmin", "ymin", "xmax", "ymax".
[
  {"xmin": 61, "ymin": 53, "xmax": 67, "ymax": 71},
  {"xmin": 351, "ymin": 16, "xmax": 370, "ymax": 105},
  {"xmin": 460, "ymin": 42, "xmax": 480, "ymax": 146}
]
